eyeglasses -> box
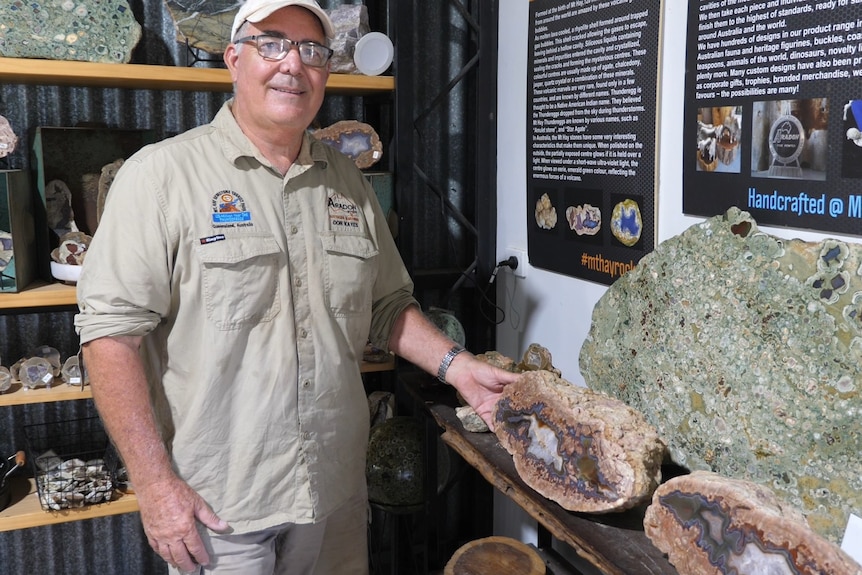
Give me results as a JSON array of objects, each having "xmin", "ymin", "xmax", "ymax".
[{"xmin": 234, "ymin": 34, "xmax": 333, "ymax": 68}]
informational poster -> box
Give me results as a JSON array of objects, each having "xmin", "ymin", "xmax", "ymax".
[
  {"xmin": 527, "ymin": 0, "xmax": 662, "ymax": 285},
  {"xmin": 684, "ymin": 0, "xmax": 862, "ymax": 235}
]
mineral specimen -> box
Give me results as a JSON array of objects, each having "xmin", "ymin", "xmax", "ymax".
[
  {"xmin": 0, "ymin": 115, "xmax": 18, "ymax": 159},
  {"xmin": 493, "ymin": 370, "xmax": 665, "ymax": 513},
  {"xmin": 312, "ymin": 120, "xmax": 383, "ymax": 169},
  {"xmin": 0, "ymin": 0, "xmax": 142, "ymax": 63},
  {"xmin": 162, "ymin": 0, "xmax": 239, "ymax": 54},
  {"xmin": 609, "ymin": 198, "xmax": 642, "ymax": 246},
  {"xmin": 51, "ymin": 231, "xmax": 92, "ymax": 265},
  {"xmin": 644, "ymin": 471, "xmax": 862, "ymax": 575},
  {"xmin": 579, "ymin": 207, "xmax": 862, "ymax": 542}
]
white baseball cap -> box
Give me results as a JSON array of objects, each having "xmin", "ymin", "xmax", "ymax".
[{"xmin": 231, "ymin": 0, "xmax": 335, "ymax": 42}]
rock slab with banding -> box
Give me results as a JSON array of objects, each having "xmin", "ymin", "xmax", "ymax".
[{"xmin": 493, "ymin": 370, "xmax": 665, "ymax": 513}]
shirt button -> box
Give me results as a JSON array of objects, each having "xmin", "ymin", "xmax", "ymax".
[
  {"xmin": 294, "ymin": 277, "xmax": 302, "ymax": 287},
  {"xmin": 302, "ymin": 379, "xmax": 311, "ymax": 388},
  {"xmin": 299, "ymin": 328, "xmax": 308, "ymax": 338},
  {"xmin": 302, "ymin": 431, "xmax": 311, "ymax": 440},
  {"xmin": 290, "ymin": 225, "xmax": 298, "ymax": 234}
]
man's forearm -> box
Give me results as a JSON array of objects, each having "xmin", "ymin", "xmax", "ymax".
[{"xmin": 83, "ymin": 337, "xmax": 175, "ymax": 488}]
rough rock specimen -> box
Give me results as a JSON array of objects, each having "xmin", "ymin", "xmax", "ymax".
[
  {"xmin": 0, "ymin": 115, "xmax": 18, "ymax": 159},
  {"xmin": 312, "ymin": 120, "xmax": 383, "ymax": 169},
  {"xmin": 580, "ymin": 207, "xmax": 862, "ymax": 542},
  {"xmin": 493, "ymin": 370, "xmax": 665, "ymax": 512},
  {"xmin": 162, "ymin": 0, "xmax": 239, "ymax": 55},
  {"xmin": 644, "ymin": 471, "xmax": 862, "ymax": 575},
  {"xmin": 328, "ymin": 4, "xmax": 368, "ymax": 74},
  {"xmin": 0, "ymin": 0, "xmax": 142, "ymax": 63}
]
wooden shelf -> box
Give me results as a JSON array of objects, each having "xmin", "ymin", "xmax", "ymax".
[
  {"xmin": 0, "ymin": 478, "xmax": 138, "ymax": 532},
  {"xmin": 0, "ymin": 57, "xmax": 394, "ymax": 93},
  {"xmin": 0, "ymin": 282, "xmax": 77, "ymax": 310},
  {"xmin": 0, "ymin": 355, "xmax": 394, "ymax": 408}
]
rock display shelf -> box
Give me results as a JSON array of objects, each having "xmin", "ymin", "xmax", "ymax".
[
  {"xmin": 401, "ymin": 373, "xmax": 678, "ymax": 575},
  {"xmin": 0, "ymin": 57, "xmax": 393, "ymax": 312},
  {"xmin": 0, "ymin": 57, "xmax": 394, "ymax": 93}
]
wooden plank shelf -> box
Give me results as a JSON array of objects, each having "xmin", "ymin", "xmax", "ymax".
[
  {"xmin": 0, "ymin": 355, "xmax": 394, "ymax": 408},
  {"xmin": 0, "ymin": 478, "xmax": 138, "ymax": 532},
  {"xmin": 0, "ymin": 282, "xmax": 77, "ymax": 310},
  {"xmin": 0, "ymin": 57, "xmax": 394, "ymax": 93}
]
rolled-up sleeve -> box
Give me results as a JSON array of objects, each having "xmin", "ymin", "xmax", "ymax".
[{"xmin": 75, "ymin": 155, "xmax": 172, "ymax": 345}]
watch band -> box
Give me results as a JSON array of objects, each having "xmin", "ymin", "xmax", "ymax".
[{"xmin": 437, "ymin": 344, "xmax": 467, "ymax": 383}]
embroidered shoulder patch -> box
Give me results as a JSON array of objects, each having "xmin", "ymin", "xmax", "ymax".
[
  {"xmin": 211, "ymin": 191, "xmax": 252, "ymax": 227},
  {"xmin": 328, "ymin": 192, "xmax": 361, "ymax": 232}
]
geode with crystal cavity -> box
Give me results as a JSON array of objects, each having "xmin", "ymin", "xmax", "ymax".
[
  {"xmin": 0, "ymin": 0, "xmax": 142, "ymax": 63},
  {"xmin": 644, "ymin": 471, "xmax": 862, "ymax": 575},
  {"xmin": 312, "ymin": 120, "xmax": 383, "ymax": 169},
  {"xmin": 493, "ymin": 370, "xmax": 665, "ymax": 513},
  {"xmin": 580, "ymin": 206, "xmax": 862, "ymax": 542}
]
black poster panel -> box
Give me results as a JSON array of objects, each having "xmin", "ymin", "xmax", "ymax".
[
  {"xmin": 527, "ymin": 0, "xmax": 661, "ymax": 285},
  {"xmin": 683, "ymin": 0, "xmax": 862, "ymax": 236}
]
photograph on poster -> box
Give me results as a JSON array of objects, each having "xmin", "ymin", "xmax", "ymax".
[
  {"xmin": 609, "ymin": 196, "xmax": 643, "ymax": 249},
  {"xmin": 696, "ymin": 106, "xmax": 742, "ymax": 173},
  {"xmin": 842, "ymin": 99, "xmax": 862, "ymax": 179},
  {"xmin": 751, "ymin": 99, "xmax": 828, "ymax": 181},
  {"xmin": 564, "ymin": 188, "xmax": 603, "ymax": 247}
]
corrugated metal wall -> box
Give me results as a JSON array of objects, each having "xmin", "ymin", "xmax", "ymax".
[{"xmin": 0, "ymin": 0, "xmax": 486, "ymax": 572}]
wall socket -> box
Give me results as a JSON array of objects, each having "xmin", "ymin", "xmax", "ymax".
[{"xmin": 502, "ymin": 247, "xmax": 527, "ymax": 278}]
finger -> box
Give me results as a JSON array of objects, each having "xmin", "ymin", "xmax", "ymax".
[
  {"xmin": 196, "ymin": 501, "xmax": 230, "ymax": 533},
  {"xmin": 167, "ymin": 542, "xmax": 198, "ymax": 574}
]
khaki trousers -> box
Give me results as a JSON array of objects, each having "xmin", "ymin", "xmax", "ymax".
[{"xmin": 167, "ymin": 487, "xmax": 369, "ymax": 575}]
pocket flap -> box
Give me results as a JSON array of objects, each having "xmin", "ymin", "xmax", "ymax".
[{"xmin": 195, "ymin": 235, "xmax": 281, "ymax": 265}]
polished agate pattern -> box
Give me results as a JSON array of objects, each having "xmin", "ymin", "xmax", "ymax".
[
  {"xmin": 494, "ymin": 370, "xmax": 664, "ymax": 513},
  {"xmin": 644, "ymin": 471, "xmax": 862, "ymax": 575},
  {"xmin": 581, "ymin": 207, "xmax": 862, "ymax": 541}
]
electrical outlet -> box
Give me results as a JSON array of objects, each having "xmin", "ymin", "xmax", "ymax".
[{"xmin": 503, "ymin": 247, "xmax": 527, "ymax": 278}]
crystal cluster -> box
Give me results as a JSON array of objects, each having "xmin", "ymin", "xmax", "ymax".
[{"xmin": 580, "ymin": 207, "xmax": 862, "ymax": 542}]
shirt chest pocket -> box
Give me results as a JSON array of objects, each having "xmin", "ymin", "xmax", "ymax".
[
  {"xmin": 321, "ymin": 234, "xmax": 379, "ymax": 316},
  {"xmin": 195, "ymin": 235, "xmax": 282, "ymax": 330}
]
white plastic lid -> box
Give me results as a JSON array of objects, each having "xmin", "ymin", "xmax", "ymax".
[{"xmin": 354, "ymin": 32, "xmax": 394, "ymax": 76}]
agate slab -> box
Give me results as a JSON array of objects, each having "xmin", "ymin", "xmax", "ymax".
[
  {"xmin": 493, "ymin": 370, "xmax": 665, "ymax": 513},
  {"xmin": 644, "ymin": 470, "xmax": 862, "ymax": 575},
  {"xmin": 580, "ymin": 207, "xmax": 862, "ymax": 542}
]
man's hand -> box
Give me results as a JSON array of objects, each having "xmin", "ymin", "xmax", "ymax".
[
  {"xmin": 446, "ymin": 355, "xmax": 521, "ymax": 430},
  {"xmin": 136, "ymin": 475, "xmax": 230, "ymax": 572}
]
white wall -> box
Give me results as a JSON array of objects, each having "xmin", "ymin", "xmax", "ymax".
[{"xmin": 493, "ymin": 0, "xmax": 860, "ymax": 548}]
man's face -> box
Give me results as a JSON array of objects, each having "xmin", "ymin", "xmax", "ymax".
[{"xmin": 224, "ymin": 6, "xmax": 329, "ymax": 136}]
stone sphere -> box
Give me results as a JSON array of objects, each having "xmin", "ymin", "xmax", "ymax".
[
  {"xmin": 366, "ymin": 416, "xmax": 449, "ymax": 508},
  {"xmin": 425, "ymin": 307, "xmax": 466, "ymax": 346}
]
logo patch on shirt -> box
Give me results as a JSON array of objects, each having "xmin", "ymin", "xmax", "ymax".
[
  {"xmin": 328, "ymin": 192, "xmax": 361, "ymax": 232},
  {"xmin": 211, "ymin": 191, "xmax": 252, "ymax": 228}
]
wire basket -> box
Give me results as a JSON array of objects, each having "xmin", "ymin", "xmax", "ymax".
[{"xmin": 23, "ymin": 416, "xmax": 118, "ymax": 511}]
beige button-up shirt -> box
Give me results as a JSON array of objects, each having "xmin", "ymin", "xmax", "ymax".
[{"xmin": 75, "ymin": 101, "xmax": 416, "ymax": 533}]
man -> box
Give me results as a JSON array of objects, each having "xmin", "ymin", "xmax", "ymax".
[{"xmin": 74, "ymin": 1, "xmax": 519, "ymax": 573}]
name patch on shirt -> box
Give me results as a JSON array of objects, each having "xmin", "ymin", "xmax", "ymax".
[
  {"xmin": 328, "ymin": 192, "xmax": 361, "ymax": 232},
  {"xmin": 211, "ymin": 191, "xmax": 253, "ymax": 228},
  {"xmin": 200, "ymin": 234, "xmax": 226, "ymax": 245}
]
